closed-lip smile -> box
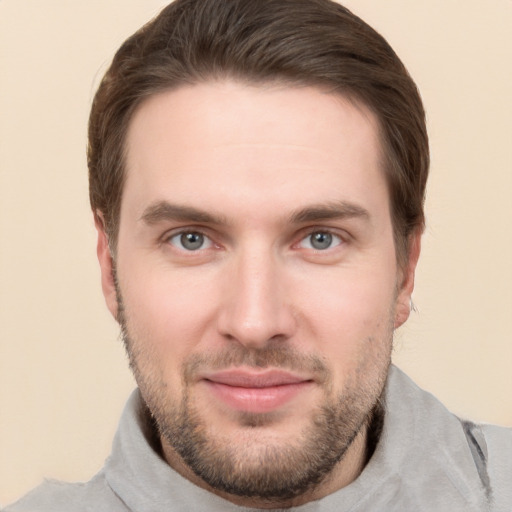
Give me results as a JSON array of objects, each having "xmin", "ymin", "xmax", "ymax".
[{"xmin": 200, "ymin": 369, "xmax": 314, "ymax": 413}]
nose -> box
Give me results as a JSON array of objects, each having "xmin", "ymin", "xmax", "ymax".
[{"xmin": 216, "ymin": 246, "xmax": 297, "ymax": 349}]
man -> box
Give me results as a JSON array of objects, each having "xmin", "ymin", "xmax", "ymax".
[{"xmin": 6, "ymin": 0, "xmax": 511, "ymax": 510}]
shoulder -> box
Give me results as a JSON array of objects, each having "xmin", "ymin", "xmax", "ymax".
[
  {"xmin": 385, "ymin": 367, "xmax": 512, "ymax": 510},
  {"xmin": 477, "ymin": 422, "xmax": 512, "ymax": 510},
  {"xmin": 463, "ymin": 420, "xmax": 512, "ymax": 464},
  {"xmin": 3, "ymin": 471, "xmax": 128, "ymax": 512},
  {"xmin": 480, "ymin": 421, "xmax": 512, "ymax": 449}
]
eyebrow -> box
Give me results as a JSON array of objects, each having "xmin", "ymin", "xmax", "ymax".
[
  {"xmin": 289, "ymin": 200, "xmax": 370, "ymax": 224},
  {"xmin": 140, "ymin": 201, "xmax": 227, "ymax": 225},
  {"xmin": 139, "ymin": 199, "xmax": 370, "ymax": 227}
]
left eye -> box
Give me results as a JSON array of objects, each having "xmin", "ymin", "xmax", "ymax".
[
  {"xmin": 167, "ymin": 231, "xmax": 213, "ymax": 251},
  {"xmin": 298, "ymin": 231, "xmax": 342, "ymax": 250}
]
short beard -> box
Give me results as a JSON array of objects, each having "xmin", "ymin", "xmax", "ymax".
[
  {"xmin": 157, "ymin": 377, "xmax": 380, "ymax": 502},
  {"xmin": 115, "ymin": 275, "xmax": 390, "ymax": 504}
]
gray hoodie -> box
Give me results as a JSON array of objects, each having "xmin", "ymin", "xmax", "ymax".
[{"xmin": 5, "ymin": 366, "xmax": 512, "ymax": 511}]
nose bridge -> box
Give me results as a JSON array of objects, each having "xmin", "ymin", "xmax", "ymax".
[{"xmin": 218, "ymin": 241, "xmax": 294, "ymax": 347}]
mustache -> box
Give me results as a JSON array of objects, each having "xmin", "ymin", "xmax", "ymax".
[{"xmin": 183, "ymin": 344, "xmax": 330, "ymax": 382}]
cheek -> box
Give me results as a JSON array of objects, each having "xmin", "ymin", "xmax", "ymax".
[
  {"xmin": 298, "ymin": 265, "xmax": 396, "ymax": 329},
  {"xmin": 293, "ymin": 265, "xmax": 397, "ymax": 367},
  {"xmin": 118, "ymin": 263, "xmax": 220, "ymax": 361}
]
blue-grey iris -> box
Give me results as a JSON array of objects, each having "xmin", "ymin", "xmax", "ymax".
[
  {"xmin": 310, "ymin": 232, "xmax": 332, "ymax": 250},
  {"xmin": 181, "ymin": 232, "xmax": 204, "ymax": 250}
]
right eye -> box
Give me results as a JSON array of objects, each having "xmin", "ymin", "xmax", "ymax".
[
  {"xmin": 167, "ymin": 231, "xmax": 214, "ymax": 251},
  {"xmin": 297, "ymin": 230, "xmax": 343, "ymax": 251}
]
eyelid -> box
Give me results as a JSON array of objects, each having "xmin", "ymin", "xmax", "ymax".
[
  {"xmin": 159, "ymin": 225, "xmax": 349, "ymax": 252},
  {"xmin": 161, "ymin": 227, "xmax": 217, "ymax": 250},
  {"xmin": 293, "ymin": 226, "xmax": 349, "ymax": 251},
  {"xmin": 298, "ymin": 225, "xmax": 348, "ymax": 240}
]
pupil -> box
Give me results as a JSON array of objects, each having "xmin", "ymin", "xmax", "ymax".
[
  {"xmin": 181, "ymin": 232, "xmax": 203, "ymax": 250},
  {"xmin": 311, "ymin": 232, "xmax": 332, "ymax": 250}
]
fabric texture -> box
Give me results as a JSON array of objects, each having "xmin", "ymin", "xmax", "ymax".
[{"xmin": 5, "ymin": 366, "xmax": 512, "ymax": 511}]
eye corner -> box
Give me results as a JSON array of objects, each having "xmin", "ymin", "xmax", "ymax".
[
  {"xmin": 296, "ymin": 229, "xmax": 345, "ymax": 252},
  {"xmin": 163, "ymin": 229, "xmax": 215, "ymax": 252}
]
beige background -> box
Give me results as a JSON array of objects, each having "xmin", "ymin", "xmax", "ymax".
[{"xmin": 1, "ymin": 0, "xmax": 511, "ymax": 506}]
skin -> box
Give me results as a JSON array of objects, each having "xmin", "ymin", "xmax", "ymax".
[{"xmin": 96, "ymin": 80, "xmax": 420, "ymax": 508}]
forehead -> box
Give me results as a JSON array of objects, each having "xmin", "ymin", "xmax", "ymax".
[{"xmin": 122, "ymin": 80, "xmax": 388, "ymax": 225}]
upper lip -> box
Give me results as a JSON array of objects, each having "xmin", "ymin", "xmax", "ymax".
[{"xmin": 201, "ymin": 369, "xmax": 311, "ymax": 388}]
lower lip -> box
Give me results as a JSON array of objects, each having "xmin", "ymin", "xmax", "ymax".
[{"xmin": 204, "ymin": 380, "xmax": 312, "ymax": 414}]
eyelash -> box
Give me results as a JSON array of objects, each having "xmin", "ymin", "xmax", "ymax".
[
  {"xmin": 296, "ymin": 230, "xmax": 344, "ymax": 251},
  {"xmin": 162, "ymin": 227, "xmax": 347, "ymax": 254},
  {"xmin": 163, "ymin": 229, "xmax": 215, "ymax": 252}
]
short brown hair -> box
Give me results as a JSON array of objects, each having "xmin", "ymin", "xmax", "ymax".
[{"xmin": 88, "ymin": 0, "xmax": 429, "ymax": 265}]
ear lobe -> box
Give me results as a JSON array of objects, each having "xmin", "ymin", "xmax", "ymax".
[
  {"xmin": 94, "ymin": 212, "xmax": 119, "ymax": 320},
  {"xmin": 394, "ymin": 230, "xmax": 422, "ymax": 329}
]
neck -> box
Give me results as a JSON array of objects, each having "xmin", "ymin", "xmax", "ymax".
[{"xmin": 161, "ymin": 418, "xmax": 373, "ymax": 509}]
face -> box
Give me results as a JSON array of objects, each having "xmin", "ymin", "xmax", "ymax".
[{"xmin": 97, "ymin": 81, "xmax": 419, "ymax": 507}]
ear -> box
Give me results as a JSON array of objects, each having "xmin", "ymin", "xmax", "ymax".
[
  {"xmin": 394, "ymin": 229, "xmax": 422, "ymax": 329},
  {"xmin": 94, "ymin": 212, "xmax": 119, "ymax": 320}
]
